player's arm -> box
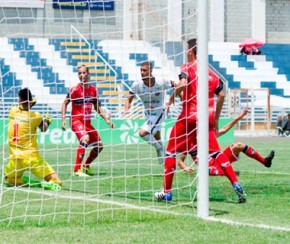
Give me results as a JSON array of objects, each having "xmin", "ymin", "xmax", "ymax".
[
  {"xmin": 217, "ymin": 109, "xmax": 248, "ymax": 137},
  {"xmin": 124, "ymin": 92, "xmax": 135, "ymax": 115},
  {"xmin": 61, "ymin": 94, "xmax": 70, "ymax": 131},
  {"xmin": 166, "ymin": 75, "xmax": 187, "ymax": 108},
  {"xmin": 39, "ymin": 114, "xmax": 52, "ymax": 132},
  {"xmin": 95, "ymin": 100, "xmax": 115, "ymax": 128},
  {"xmin": 214, "ymin": 80, "xmax": 225, "ymax": 131},
  {"xmin": 170, "ymin": 80, "xmax": 183, "ymax": 100},
  {"xmin": 178, "ymin": 154, "xmax": 194, "ymax": 174}
]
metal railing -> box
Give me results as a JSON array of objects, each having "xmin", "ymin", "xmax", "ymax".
[{"xmin": 70, "ymin": 25, "xmax": 118, "ymax": 88}]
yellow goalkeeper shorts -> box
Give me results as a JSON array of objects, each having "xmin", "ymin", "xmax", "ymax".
[{"xmin": 4, "ymin": 155, "xmax": 55, "ymax": 180}]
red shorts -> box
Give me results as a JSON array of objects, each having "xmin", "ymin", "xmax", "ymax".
[
  {"xmin": 167, "ymin": 115, "xmax": 222, "ymax": 155},
  {"xmin": 166, "ymin": 117, "xmax": 197, "ymax": 154},
  {"xmin": 71, "ymin": 119, "xmax": 101, "ymax": 146},
  {"xmin": 208, "ymin": 129, "xmax": 221, "ymax": 153}
]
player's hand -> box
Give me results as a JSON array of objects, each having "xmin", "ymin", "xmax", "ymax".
[
  {"xmin": 61, "ymin": 120, "xmax": 66, "ymax": 131},
  {"xmin": 122, "ymin": 111, "xmax": 130, "ymax": 118},
  {"xmin": 241, "ymin": 108, "xmax": 248, "ymax": 117},
  {"xmin": 106, "ymin": 119, "xmax": 115, "ymax": 129},
  {"xmin": 183, "ymin": 167, "xmax": 194, "ymax": 174},
  {"xmin": 45, "ymin": 114, "xmax": 52, "ymax": 126},
  {"xmin": 165, "ymin": 101, "xmax": 171, "ymax": 113}
]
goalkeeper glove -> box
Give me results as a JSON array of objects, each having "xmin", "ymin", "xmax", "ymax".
[{"xmin": 44, "ymin": 113, "xmax": 52, "ymax": 126}]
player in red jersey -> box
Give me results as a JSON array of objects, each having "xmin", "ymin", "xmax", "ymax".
[
  {"xmin": 178, "ymin": 109, "xmax": 275, "ymax": 178},
  {"xmin": 61, "ymin": 65, "xmax": 114, "ymax": 177},
  {"xmin": 154, "ymin": 38, "xmax": 246, "ymax": 203}
]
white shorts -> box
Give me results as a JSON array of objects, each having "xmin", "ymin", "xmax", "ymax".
[{"xmin": 141, "ymin": 111, "xmax": 165, "ymax": 135}]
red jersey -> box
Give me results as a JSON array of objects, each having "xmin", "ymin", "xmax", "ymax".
[
  {"xmin": 68, "ymin": 83, "xmax": 98, "ymax": 121},
  {"xmin": 179, "ymin": 62, "xmax": 223, "ymax": 125}
]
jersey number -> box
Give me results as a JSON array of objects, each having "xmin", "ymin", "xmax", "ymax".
[{"xmin": 13, "ymin": 123, "xmax": 19, "ymax": 143}]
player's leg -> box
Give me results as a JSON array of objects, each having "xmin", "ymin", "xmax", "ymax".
[
  {"xmin": 214, "ymin": 146, "xmax": 240, "ymax": 176},
  {"xmin": 213, "ymin": 152, "xmax": 246, "ymax": 203},
  {"xmin": 152, "ymin": 112, "xmax": 166, "ymax": 164},
  {"xmin": 153, "ymin": 130, "xmax": 166, "ymax": 164},
  {"xmin": 233, "ymin": 142, "xmax": 275, "ymax": 168},
  {"xmin": 71, "ymin": 121, "xmax": 89, "ymax": 175},
  {"xmin": 139, "ymin": 113, "xmax": 165, "ymax": 152},
  {"xmin": 82, "ymin": 126, "xmax": 103, "ymax": 175},
  {"xmin": 140, "ymin": 128, "xmax": 164, "ymax": 165},
  {"xmin": 140, "ymin": 130, "xmax": 162, "ymax": 149},
  {"xmin": 74, "ymin": 138, "xmax": 88, "ymax": 175},
  {"xmin": 208, "ymin": 156, "xmax": 226, "ymax": 176},
  {"xmin": 154, "ymin": 123, "xmax": 179, "ymax": 201},
  {"xmin": 29, "ymin": 156, "xmax": 62, "ymax": 190},
  {"xmin": 209, "ymin": 130, "xmax": 246, "ymax": 203},
  {"xmin": 209, "ymin": 130, "xmax": 238, "ymax": 182},
  {"xmin": 155, "ymin": 118, "xmax": 196, "ymax": 201},
  {"xmin": 4, "ymin": 158, "xmax": 27, "ymax": 186}
]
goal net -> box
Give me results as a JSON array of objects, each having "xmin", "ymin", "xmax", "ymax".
[{"xmin": 0, "ymin": 0, "xmax": 204, "ymax": 226}]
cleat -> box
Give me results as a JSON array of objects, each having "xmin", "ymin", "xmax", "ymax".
[
  {"xmin": 21, "ymin": 176, "xmax": 42, "ymax": 187},
  {"xmin": 81, "ymin": 166, "xmax": 94, "ymax": 176},
  {"xmin": 156, "ymin": 146, "xmax": 165, "ymax": 165},
  {"xmin": 73, "ymin": 170, "xmax": 90, "ymax": 177},
  {"xmin": 233, "ymin": 183, "xmax": 246, "ymax": 203},
  {"xmin": 40, "ymin": 182, "xmax": 61, "ymax": 191},
  {"xmin": 5, "ymin": 182, "xmax": 14, "ymax": 187},
  {"xmin": 264, "ymin": 150, "xmax": 275, "ymax": 168},
  {"xmin": 154, "ymin": 191, "xmax": 172, "ymax": 202}
]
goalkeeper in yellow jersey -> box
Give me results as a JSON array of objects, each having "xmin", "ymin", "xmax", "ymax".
[{"xmin": 4, "ymin": 88, "xmax": 62, "ymax": 191}]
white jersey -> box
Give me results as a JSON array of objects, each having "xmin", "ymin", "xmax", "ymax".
[{"xmin": 130, "ymin": 78, "xmax": 173, "ymax": 116}]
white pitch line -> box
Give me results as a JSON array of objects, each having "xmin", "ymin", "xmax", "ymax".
[
  {"xmin": 15, "ymin": 188, "xmax": 290, "ymax": 232},
  {"xmin": 205, "ymin": 216, "xmax": 290, "ymax": 232},
  {"xmin": 16, "ymin": 188, "xmax": 194, "ymax": 217},
  {"xmin": 243, "ymin": 170, "xmax": 290, "ymax": 176}
]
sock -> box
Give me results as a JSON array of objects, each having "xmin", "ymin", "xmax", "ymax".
[
  {"xmin": 163, "ymin": 156, "xmax": 176, "ymax": 193},
  {"xmin": 142, "ymin": 134, "xmax": 161, "ymax": 150},
  {"xmin": 74, "ymin": 146, "xmax": 85, "ymax": 172},
  {"xmin": 84, "ymin": 148, "xmax": 101, "ymax": 167},
  {"xmin": 243, "ymin": 145, "xmax": 265, "ymax": 165},
  {"xmin": 215, "ymin": 152, "xmax": 238, "ymax": 185}
]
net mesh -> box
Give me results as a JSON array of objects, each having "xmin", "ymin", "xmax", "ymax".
[{"xmin": 0, "ymin": 0, "xmax": 198, "ymax": 225}]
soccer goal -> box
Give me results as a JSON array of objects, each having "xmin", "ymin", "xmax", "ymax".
[{"xmin": 0, "ymin": 0, "xmax": 213, "ymax": 226}]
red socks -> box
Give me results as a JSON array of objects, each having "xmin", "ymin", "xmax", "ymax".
[
  {"xmin": 74, "ymin": 146, "xmax": 85, "ymax": 172},
  {"xmin": 163, "ymin": 157, "xmax": 176, "ymax": 193},
  {"xmin": 243, "ymin": 145, "xmax": 265, "ymax": 165},
  {"xmin": 215, "ymin": 152, "xmax": 238, "ymax": 185},
  {"xmin": 84, "ymin": 148, "xmax": 101, "ymax": 168}
]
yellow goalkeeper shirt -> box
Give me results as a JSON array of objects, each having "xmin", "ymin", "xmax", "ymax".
[{"xmin": 8, "ymin": 106, "xmax": 43, "ymax": 159}]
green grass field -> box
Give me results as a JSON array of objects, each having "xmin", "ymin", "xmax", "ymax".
[{"xmin": 0, "ymin": 137, "xmax": 290, "ymax": 243}]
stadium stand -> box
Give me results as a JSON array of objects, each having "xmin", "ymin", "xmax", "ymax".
[
  {"xmin": 208, "ymin": 42, "xmax": 290, "ymax": 126},
  {"xmin": 2, "ymin": 38, "xmax": 290, "ymax": 122}
]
